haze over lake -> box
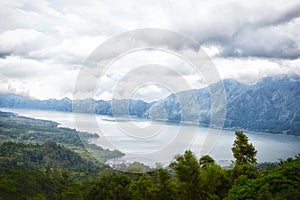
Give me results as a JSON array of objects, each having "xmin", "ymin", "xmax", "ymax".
[{"xmin": 2, "ymin": 108, "xmax": 300, "ymax": 167}]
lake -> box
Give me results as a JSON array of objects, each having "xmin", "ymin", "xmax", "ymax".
[{"xmin": 1, "ymin": 108, "xmax": 300, "ymax": 167}]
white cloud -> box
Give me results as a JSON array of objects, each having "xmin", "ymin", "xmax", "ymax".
[
  {"xmin": 31, "ymin": 35, "xmax": 106, "ymax": 64},
  {"xmin": 92, "ymin": 50, "xmax": 206, "ymax": 100},
  {"xmin": 214, "ymin": 57, "xmax": 300, "ymax": 84},
  {"xmin": 0, "ymin": 0, "xmax": 299, "ymax": 101},
  {"xmin": 0, "ymin": 29, "xmax": 51, "ymax": 56},
  {"xmin": 132, "ymin": 84, "xmax": 172, "ymax": 102},
  {"xmin": 0, "ymin": 56, "xmax": 78, "ymax": 99}
]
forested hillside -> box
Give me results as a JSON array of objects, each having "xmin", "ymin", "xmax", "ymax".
[
  {"xmin": 0, "ymin": 111, "xmax": 123, "ymax": 162},
  {"xmin": 0, "ymin": 142, "xmax": 299, "ymax": 199},
  {"xmin": 0, "ymin": 111, "xmax": 299, "ymax": 199}
]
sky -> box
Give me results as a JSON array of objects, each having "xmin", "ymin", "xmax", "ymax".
[{"xmin": 0, "ymin": 0, "xmax": 300, "ymax": 101}]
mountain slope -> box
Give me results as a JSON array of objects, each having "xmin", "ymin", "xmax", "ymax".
[
  {"xmin": 0, "ymin": 76, "xmax": 299, "ymax": 135},
  {"xmin": 146, "ymin": 76, "xmax": 300, "ymax": 135},
  {"xmin": 224, "ymin": 77, "xmax": 300, "ymax": 134}
]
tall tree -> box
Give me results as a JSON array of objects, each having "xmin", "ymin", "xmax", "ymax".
[
  {"xmin": 232, "ymin": 131, "xmax": 258, "ymax": 178},
  {"xmin": 232, "ymin": 131, "xmax": 257, "ymax": 165}
]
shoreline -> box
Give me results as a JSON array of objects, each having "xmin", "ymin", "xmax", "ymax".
[
  {"xmin": 1, "ymin": 107, "xmax": 298, "ymax": 137},
  {"xmin": 1, "ymin": 108, "xmax": 300, "ymax": 167}
]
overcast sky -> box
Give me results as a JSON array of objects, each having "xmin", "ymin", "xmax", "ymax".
[{"xmin": 0, "ymin": 0, "xmax": 300, "ymax": 101}]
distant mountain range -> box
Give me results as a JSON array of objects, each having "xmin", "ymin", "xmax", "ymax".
[
  {"xmin": 0, "ymin": 76, "xmax": 299, "ymax": 135},
  {"xmin": 147, "ymin": 76, "xmax": 300, "ymax": 135}
]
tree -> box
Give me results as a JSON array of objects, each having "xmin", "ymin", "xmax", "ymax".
[
  {"xmin": 61, "ymin": 181, "xmax": 83, "ymax": 200},
  {"xmin": 170, "ymin": 150, "xmax": 204, "ymax": 200},
  {"xmin": 87, "ymin": 173, "xmax": 131, "ymax": 200},
  {"xmin": 231, "ymin": 131, "xmax": 258, "ymax": 178},
  {"xmin": 129, "ymin": 174, "xmax": 157, "ymax": 200},
  {"xmin": 155, "ymin": 168, "xmax": 178, "ymax": 200},
  {"xmin": 232, "ymin": 131, "xmax": 257, "ymax": 165},
  {"xmin": 199, "ymin": 155, "xmax": 215, "ymax": 168},
  {"xmin": 225, "ymin": 155, "xmax": 300, "ymax": 199},
  {"xmin": 201, "ymin": 163, "xmax": 234, "ymax": 199}
]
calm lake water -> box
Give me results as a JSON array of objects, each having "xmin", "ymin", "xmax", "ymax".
[{"xmin": 2, "ymin": 108, "xmax": 300, "ymax": 167}]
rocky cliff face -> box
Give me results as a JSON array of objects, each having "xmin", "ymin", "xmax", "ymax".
[{"xmin": 0, "ymin": 76, "xmax": 299, "ymax": 135}]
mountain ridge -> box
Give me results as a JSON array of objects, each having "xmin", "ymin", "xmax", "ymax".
[{"xmin": 0, "ymin": 76, "xmax": 299, "ymax": 135}]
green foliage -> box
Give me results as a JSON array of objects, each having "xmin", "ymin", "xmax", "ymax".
[
  {"xmin": 232, "ymin": 131, "xmax": 257, "ymax": 165},
  {"xmin": 233, "ymin": 163, "xmax": 258, "ymax": 179},
  {"xmin": 0, "ymin": 141, "xmax": 100, "ymax": 173},
  {"xmin": 0, "ymin": 112, "xmax": 299, "ymax": 200},
  {"xmin": 125, "ymin": 161, "xmax": 152, "ymax": 173},
  {"xmin": 200, "ymin": 155, "xmax": 215, "ymax": 168},
  {"xmin": 170, "ymin": 150, "xmax": 204, "ymax": 200},
  {"xmin": 129, "ymin": 174, "xmax": 157, "ymax": 200},
  {"xmin": 154, "ymin": 168, "xmax": 178, "ymax": 200},
  {"xmin": 0, "ymin": 111, "xmax": 124, "ymax": 162},
  {"xmin": 0, "ymin": 147, "xmax": 299, "ymax": 200},
  {"xmin": 62, "ymin": 181, "xmax": 84, "ymax": 200},
  {"xmin": 87, "ymin": 173, "xmax": 131, "ymax": 200},
  {"xmin": 226, "ymin": 155, "xmax": 300, "ymax": 199},
  {"xmin": 232, "ymin": 131, "xmax": 258, "ymax": 179},
  {"xmin": 201, "ymin": 164, "xmax": 232, "ymax": 199},
  {"xmin": 0, "ymin": 169, "xmax": 61, "ymax": 200}
]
